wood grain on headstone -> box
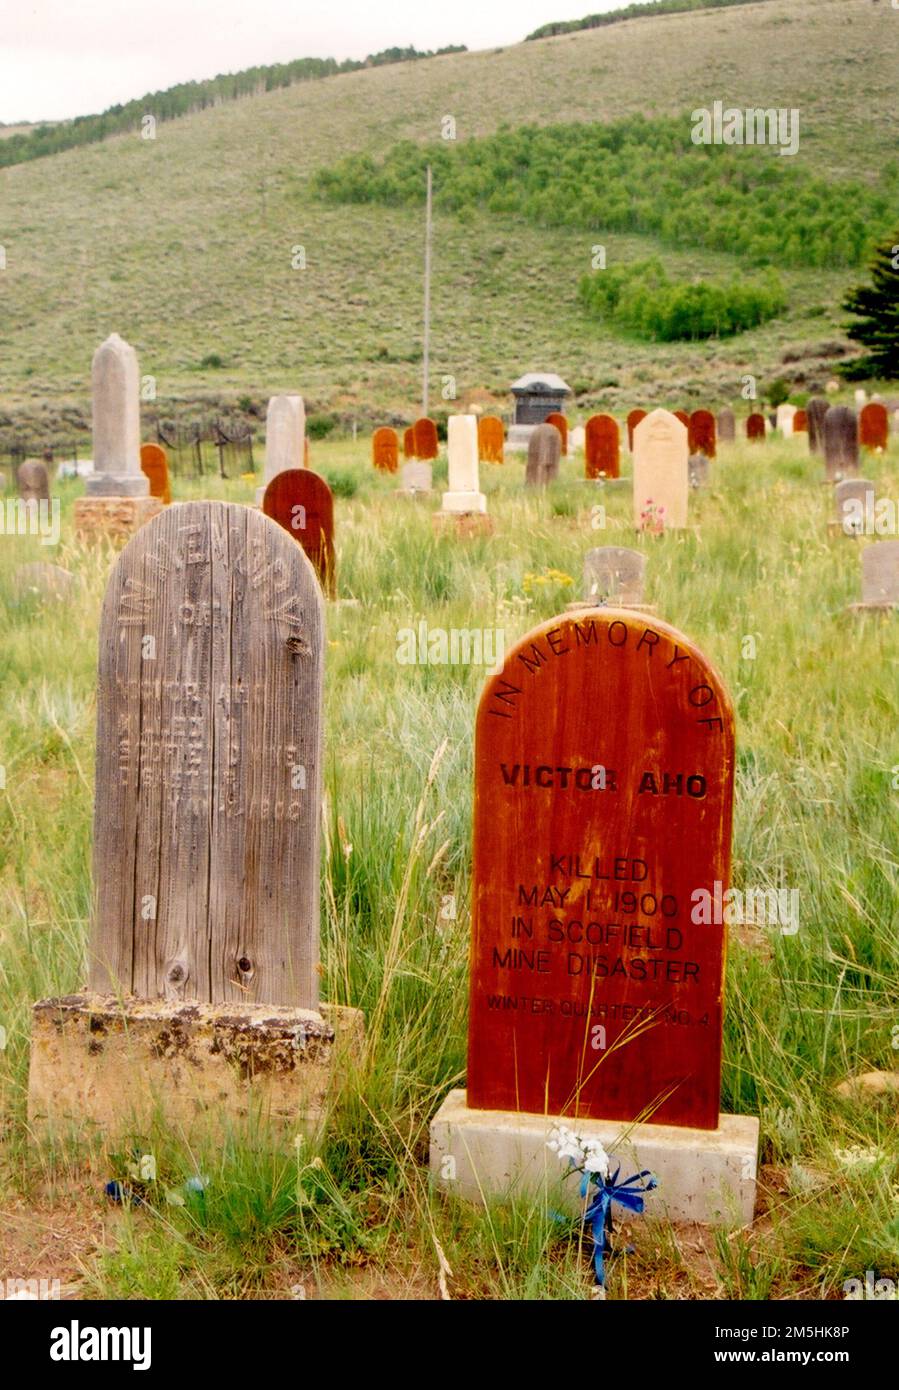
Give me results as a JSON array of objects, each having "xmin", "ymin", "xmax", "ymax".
[
  {"xmin": 140, "ymin": 443, "xmax": 172, "ymax": 504},
  {"xmin": 626, "ymin": 409, "xmax": 647, "ymax": 452},
  {"xmin": 468, "ymin": 609, "xmax": 735, "ymax": 1130},
  {"xmin": 585, "ymin": 414, "xmax": 620, "ymax": 479},
  {"xmin": 478, "ymin": 415, "xmax": 505, "ymax": 464},
  {"xmin": 413, "ymin": 417, "xmax": 439, "ymax": 460},
  {"xmin": 372, "ymin": 427, "xmax": 399, "ymax": 473},
  {"xmin": 89, "ymin": 501, "xmax": 325, "ymax": 1009},
  {"xmin": 263, "ymin": 468, "xmax": 336, "ymax": 598}
]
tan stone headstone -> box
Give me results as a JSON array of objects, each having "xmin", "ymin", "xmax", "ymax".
[
  {"xmin": 633, "ymin": 409, "xmax": 688, "ymax": 530},
  {"xmin": 256, "ymin": 394, "xmax": 305, "ymax": 503},
  {"xmin": 86, "ymin": 334, "xmax": 147, "ymax": 497}
]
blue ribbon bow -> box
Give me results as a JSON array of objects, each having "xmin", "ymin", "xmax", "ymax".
[{"xmin": 579, "ymin": 1164, "xmax": 658, "ymax": 1286}]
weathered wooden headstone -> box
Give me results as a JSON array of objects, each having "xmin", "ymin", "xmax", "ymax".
[
  {"xmin": 716, "ymin": 408, "xmax": 735, "ymax": 442},
  {"xmin": 372, "ymin": 426, "xmax": 399, "ymax": 473},
  {"xmin": 626, "ymin": 409, "xmax": 647, "ymax": 452},
  {"xmin": 689, "ymin": 453, "xmax": 711, "ymax": 488},
  {"xmin": 793, "ymin": 409, "xmax": 808, "ymax": 433},
  {"xmin": 833, "ymin": 479, "xmax": 875, "ymax": 536},
  {"xmin": 633, "ymin": 409, "xmax": 688, "ymax": 530},
  {"xmin": 140, "ymin": 442, "xmax": 172, "ymax": 505},
  {"xmin": 848, "ymin": 542, "xmax": 899, "ymax": 612},
  {"xmin": 746, "ymin": 413, "xmax": 766, "ymax": 441},
  {"xmin": 584, "ymin": 415, "xmax": 620, "ymax": 479},
  {"xmin": 545, "ymin": 411, "xmax": 569, "ymax": 455},
  {"xmin": 859, "ymin": 402, "xmax": 888, "ymax": 451},
  {"xmin": 478, "ymin": 415, "xmax": 505, "ymax": 464},
  {"xmin": 403, "ymin": 426, "xmax": 415, "ymax": 459},
  {"xmin": 526, "ymin": 423, "xmax": 561, "ymax": 488},
  {"xmin": 466, "ymin": 609, "xmax": 735, "ymax": 1127},
  {"xmin": 413, "ymin": 417, "xmax": 439, "ymax": 461},
  {"xmin": 29, "ymin": 502, "xmax": 362, "ymax": 1140},
  {"xmin": 88, "ymin": 501, "xmax": 324, "ymax": 1003},
  {"xmin": 584, "ymin": 547, "xmax": 646, "ymax": 605},
  {"xmin": 806, "ymin": 397, "xmax": 829, "ymax": 454},
  {"xmin": 75, "ymin": 334, "xmax": 162, "ymax": 542},
  {"xmin": 688, "ymin": 410, "xmax": 716, "ymax": 459},
  {"xmin": 823, "ymin": 406, "xmax": 859, "ymax": 481},
  {"xmin": 263, "ymin": 468, "xmax": 336, "ymax": 597},
  {"xmin": 17, "ymin": 459, "xmax": 50, "ymax": 502}
]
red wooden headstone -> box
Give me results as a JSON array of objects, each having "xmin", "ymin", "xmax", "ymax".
[
  {"xmin": 746, "ymin": 414, "xmax": 766, "ymax": 441},
  {"xmin": 626, "ymin": 409, "xmax": 647, "ymax": 452},
  {"xmin": 403, "ymin": 427, "xmax": 415, "ymax": 459},
  {"xmin": 793, "ymin": 409, "xmax": 807, "ymax": 433},
  {"xmin": 584, "ymin": 414, "xmax": 620, "ymax": 479},
  {"xmin": 467, "ymin": 609, "xmax": 735, "ymax": 1130},
  {"xmin": 262, "ymin": 468, "xmax": 336, "ymax": 598},
  {"xmin": 413, "ymin": 417, "xmax": 439, "ymax": 460},
  {"xmin": 140, "ymin": 442, "xmax": 172, "ymax": 505},
  {"xmin": 674, "ymin": 410, "xmax": 690, "ymax": 429},
  {"xmin": 478, "ymin": 415, "xmax": 505, "ymax": 464},
  {"xmin": 545, "ymin": 411, "xmax": 568, "ymax": 454},
  {"xmin": 372, "ymin": 426, "xmax": 399, "ymax": 473},
  {"xmin": 859, "ymin": 402, "xmax": 888, "ymax": 451},
  {"xmin": 688, "ymin": 410, "xmax": 717, "ymax": 459}
]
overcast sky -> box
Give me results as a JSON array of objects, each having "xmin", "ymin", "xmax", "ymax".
[{"xmin": 0, "ymin": 0, "xmax": 620, "ymax": 124}]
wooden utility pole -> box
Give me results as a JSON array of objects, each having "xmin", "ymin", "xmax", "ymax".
[{"xmin": 422, "ymin": 164, "xmax": 433, "ymax": 418}]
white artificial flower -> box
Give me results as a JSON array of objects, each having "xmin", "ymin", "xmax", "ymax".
[{"xmin": 582, "ymin": 1140, "xmax": 610, "ymax": 1179}]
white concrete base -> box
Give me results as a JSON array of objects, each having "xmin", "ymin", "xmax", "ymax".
[
  {"xmin": 441, "ymin": 491, "xmax": 486, "ymax": 514},
  {"xmin": 430, "ymin": 1088, "xmax": 758, "ymax": 1227}
]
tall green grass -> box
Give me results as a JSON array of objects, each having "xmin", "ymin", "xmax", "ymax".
[{"xmin": 0, "ymin": 433, "xmax": 897, "ymax": 1298}]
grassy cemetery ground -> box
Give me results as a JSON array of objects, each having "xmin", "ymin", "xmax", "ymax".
[
  {"xmin": 1, "ymin": 433, "xmax": 897, "ymax": 1299},
  {"xmin": 1, "ymin": 0, "xmax": 897, "ymax": 438}
]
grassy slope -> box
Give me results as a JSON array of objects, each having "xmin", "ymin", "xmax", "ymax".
[
  {"xmin": 0, "ymin": 435, "xmax": 897, "ymax": 1298},
  {"xmin": 1, "ymin": 0, "xmax": 898, "ymax": 437}
]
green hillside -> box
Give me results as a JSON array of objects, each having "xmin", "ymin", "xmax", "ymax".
[{"xmin": 1, "ymin": 0, "xmax": 897, "ymax": 443}]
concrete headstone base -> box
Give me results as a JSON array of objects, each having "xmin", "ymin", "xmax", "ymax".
[
  {"xmin": 74, "ymin": 496, "xmax": 163, "ymax": 544},
  {"xmin": 430, "ymin": 1088, "xmax": 759, "ymax": 1227},
  {"xmin": 431, "ymin": 512, "xmax": 494, "ymax": 539},
  {"xmin": 564, "ymin": 600, "xmax": 656, "ymax": 614},
  {"xmin": 28, "ymin": 993, "xmax": 364, "ymax": 1144}
]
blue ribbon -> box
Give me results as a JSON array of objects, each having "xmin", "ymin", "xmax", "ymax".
[{"xmin": 578, "ymin": 1165, "xmax": 658, "ymax": 1286}]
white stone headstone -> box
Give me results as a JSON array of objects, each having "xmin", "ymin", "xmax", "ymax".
[
  {"xmin": 776, "ymin": 404, "xmax": 797, "ymax": 437},
  {"xmin": 86, "ymin": 334, "xmax": 148, "ymax": 497},
  {"xmin": 570, "ymin": 425, "xmax": 585, "ymax": 454},
  {"xmin": 632, "ymin": 409, "xmax": 688, "ymax": 530},
  {"xmin": 442, "ymin": 415, "xmax": 486, "ymax": 514}
]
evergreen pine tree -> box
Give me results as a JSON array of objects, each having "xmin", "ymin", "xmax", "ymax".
[{"xmin": 842, "ymin": 233, "xmax": 899, "ymax": 380}]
